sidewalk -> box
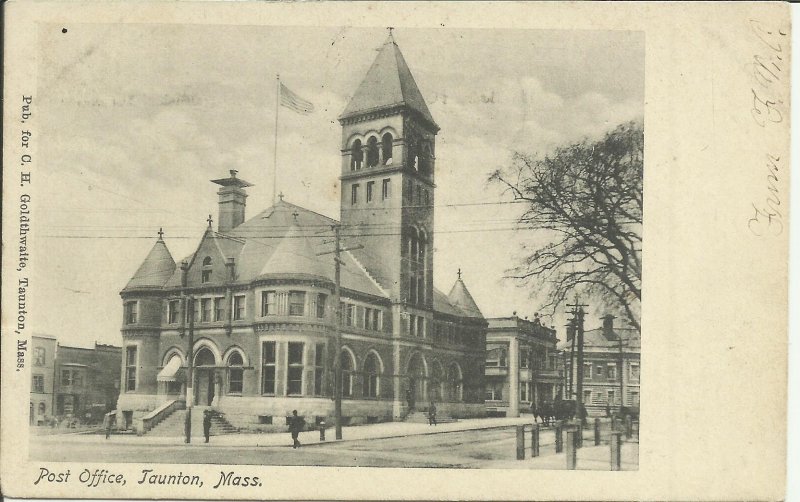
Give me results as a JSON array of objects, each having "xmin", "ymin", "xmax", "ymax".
[{"xmin": 33, "ymin": 415, "xmax": 540, "ymax": 448}]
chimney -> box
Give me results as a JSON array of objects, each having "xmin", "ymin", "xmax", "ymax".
[
  {"xmin": 211, "ymin": 170, "xmax": 253, "ymax": 233},
  {"xmin": 602, "ymin": 314, "xmax": 615, "ymax": 337}
]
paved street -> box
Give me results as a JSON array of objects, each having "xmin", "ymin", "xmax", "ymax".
[{"xmin": 29, "ymin": 417, "xmax": 638, "ymax": 469}]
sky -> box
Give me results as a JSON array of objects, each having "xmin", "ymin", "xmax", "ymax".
[{"xmin": 34, "ymin": 24, "xmax": 643, "ymax": 348}]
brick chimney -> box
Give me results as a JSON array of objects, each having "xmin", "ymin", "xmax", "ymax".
[
  {"xmin": 602, "ymin": 314, "xmax": 616, "ymax": 337},
  {"xmin": 211, "ymin": 170, "xmax": 253, "ymax": 233}
]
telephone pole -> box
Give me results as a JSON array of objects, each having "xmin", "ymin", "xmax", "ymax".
[
  {"xmin": 317, "ymin": 224, "xmax": 362, "ymax": 440},
  {"xmin": 566, "ymin": 299, "xmax": 588, "ymax": 424},
  {"xmin": 180, "ymin": 260, "xmax": 195, "ymax": 443}
]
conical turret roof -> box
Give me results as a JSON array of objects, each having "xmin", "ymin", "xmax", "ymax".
[
  {"xmin": 124, "ymin": 236, "xmax": 176, "ymax": 289},
  {"xmin": 340, "ymin": 35, "xmax": 438, "ymax": 130},
  {"xmin": 447, "ymin": 276, "xmax": 484, "ymax": 319}
]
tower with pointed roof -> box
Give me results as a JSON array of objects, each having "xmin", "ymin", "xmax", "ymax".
[{"xmin": 338, "ymin": 32, "xmax": 438, "ymax": 308}]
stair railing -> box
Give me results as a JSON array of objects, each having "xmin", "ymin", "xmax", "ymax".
[{"xmin": 138, "ymin": 399, "xmax": 181, "ymax": 435}]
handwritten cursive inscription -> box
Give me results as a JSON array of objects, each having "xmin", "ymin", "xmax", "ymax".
[{"xmin": 747, "ymin": 154, "xmax": 783, "ymax": 237}]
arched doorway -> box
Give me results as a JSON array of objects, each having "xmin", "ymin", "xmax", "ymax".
[
  {"xmin": 194, "ymin": 347, "xmax": 216, "ymax": 406},
  {"xmin": 406, "ymin": 353, "xmax": 427, "ymax": 410}
]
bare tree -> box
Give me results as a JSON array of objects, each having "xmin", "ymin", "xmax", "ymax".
[{"xmin": 490, "ymin": 121, "xmax": 643, "ymax": 331}]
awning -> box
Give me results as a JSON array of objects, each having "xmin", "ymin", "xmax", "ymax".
[{"xmin": 157, "ymin": 356, "xmax": 184, "ymax": 382}]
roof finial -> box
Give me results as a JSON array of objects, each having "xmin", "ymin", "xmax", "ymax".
[
  {"xmin": 387, "ymin": 27, "xmax": 394, "ymax": 38},
  {"xmin": 229, "ymin": 169, "xmax": 238, "ymax": 178},
  {"xmin": 278, "ymin": 191, "xmax": 285, "ymax": 202},
  {"xmin": 207, "ymin": 214, "xmax": 213, "ymax": 228},
  {"xmin": 457, "ymin": 268, "xmax": 462, "ymax": 280},
  {"xmin": 157, "ymin": 227, "xmax": 164, "ymax": 240}
]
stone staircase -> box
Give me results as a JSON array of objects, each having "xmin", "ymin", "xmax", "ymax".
[
  {"xmin": 146, "ymin": 406, "xmax": 239, "ymax": 437},
  {"xmin": 402, "ymin": 411, "xmax": 458, "ymax": 424}
]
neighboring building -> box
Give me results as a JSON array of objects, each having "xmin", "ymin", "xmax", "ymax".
[
  {"xmin": 116, "ymin": 34, "xmax": 487, "ymax": 433},
  {"xmin": 484, "ymin": 315, "xmax": 562, "ymax": 417},
  {"xmin": 30, "ymin": 334, "xmax": 57, "ymax": 425},
  {"xmin": 54, "ymin": 343, "xmax": 121, "ymax": 423},
  {"xmin": 561, "ymin": 315, "xmax": 640, "ymax": 416}
]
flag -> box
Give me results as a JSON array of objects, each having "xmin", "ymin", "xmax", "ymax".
[{"xmin": 280, "ymin": 83, "xmax": 315, "ymax": 114}]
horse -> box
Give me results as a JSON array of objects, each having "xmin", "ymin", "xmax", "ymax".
[{"xmin": 532, "ymin": 401, "xmax": 554, "ymax": 426}]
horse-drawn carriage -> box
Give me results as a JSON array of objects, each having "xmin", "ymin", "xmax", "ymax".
[{"xmin": 532, "ymin": 399, "xmax": 587, "ymax": 426}]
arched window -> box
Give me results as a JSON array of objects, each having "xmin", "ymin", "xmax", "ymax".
[
  {"xmin": 448, "ymin": 363, "xmax": 463, "ymax": 401},
  {"xmin": 38, "ymin": 402, "xmax": 46, "ymax": 416},
  {"xmin": 351, "ymin": 139, "xmax": 363, "ymax": 170},
  {"xmin": 417, "ymin": 231, "xmax": 427, "ymax": 304},
  {"xmin": 227, "ymin": 351, "xmax": 244, "ymax": 394},
  {"xmin": 382, "ymin": 133, "xmax": 393, "ymax": 165},
  {"xmin": 366, "ymin": 136, "xmax": 379, "ymax": 167},
  {"xmin": 364, "ymin": 352, "xmax": 381, "ymax": 398},
  {"xmin": 341, "ymin": 349, "xmax": 355, "ymax": 398},
  {"xmin": 201, "ymin": 257, "xmax": 212, "ymax": 283},
  {"xmin": 194, "ymin": 347, "xmax": 216, "ymax": 367},
  {"xmin": 407, "ymin": 228, "xmax": 419, "ymax": 305}
]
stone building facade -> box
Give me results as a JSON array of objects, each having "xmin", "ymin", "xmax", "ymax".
[
  {"xmin": 116, "ymin": 34, "xmax": 487, "ymax": 433},
  {"xmin": 484, "ymin": 315, "xmax": 563, "ymax": 417},
  {"xmin": 30, "ymin": 334, "xmax": 57, "ymax": 425},
  {"xmin": 55, "ymin": 343, "xmax": 121, "ymax": 423}
]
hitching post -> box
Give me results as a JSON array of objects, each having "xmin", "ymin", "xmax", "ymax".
[
  {"xmin": 531, "ymin": 423, "xmax": 540, "ymax": 457},
  {"xmin": 555, "ymin": 421, "xmax": 563, "ymax": 453},
  {"xmin": 516, "ymin": 425, "xmax": 525, "ymax": 460},
  {"xmin": 610, "ymin": 431, "xmax": 622, "ymax": 471},
  {"xmin": 594, "ymin": 417, "xmax": 601, "ymax": 446},
  {"xmin": 565, "ymin": 428, "xmax": 577, "ymax": 470}
]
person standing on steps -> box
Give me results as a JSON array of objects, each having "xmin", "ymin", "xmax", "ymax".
[
  {"xmin": 428, "ymin": 401, "xmax": 437, "ymax": 426},
  {"xmin": 203, "ymin": 410, "xmax": 212, "ymax": 443},
  {"xmin": 289, "ymin": 410, "xmax": 305, "ymax": 449}
]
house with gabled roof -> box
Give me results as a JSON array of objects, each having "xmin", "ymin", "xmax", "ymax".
[{"xmin": 116, "ymin": 34, "xmax": 487, "ymax": 433}]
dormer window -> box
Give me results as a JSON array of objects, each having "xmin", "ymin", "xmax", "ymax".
[{"xmin": 201, "ymin": 257, "xmax": 212, "ymax": 283}]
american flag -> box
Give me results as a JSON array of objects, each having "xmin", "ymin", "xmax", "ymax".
[{"xmin": 280, "ymin": 83, "xmax": 315, "ymax": 115}]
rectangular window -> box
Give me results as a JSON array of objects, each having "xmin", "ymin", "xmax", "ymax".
[
  {"xmin": 607, "ymin": 390, "xmax": 616, "ymax": 405},
  {"xmin": 214, "ymin": 297, "xmax": 225, "ymax": 321},
  {"xmin": 520, "ymin": 383, "xmax": 528, "ymax": 402},
  {"xmin": 408, "ymin": 315, "xmax": 416, "ymax": 337},
  {"xmin": 201, "ymin": 298, "xmax": 212, "ymax": 322},
  {"xmin": 630, "ymin": 364, "xmax": 640, "ymax": 383},
  {"xmin": 228, "ymin": 368, "xmax": 243, "ymax": 394},
  {"xmin": 351, "ymin": 184, "xmax": 359, "ymax": 205},
  {"xmin": 201, "ymin": 269, "xmax": 211, "ymax": 283},
  {"xmin": 288, "ymin": 291, "xmax": 305, "ymax": 316},
  {"xmin": 407, "ymin": 180, "xmax": 413, "ymax": 202},
  {"xmin": 125, "ymin": 301, "xmax": 138, "ymax": 324},
  {"xmin": 417, "ymin": 316, "xmax": 425, "ymax": 338},
  {"xmin": 583, "ymin": 390, "xmax": 592, "ymax": 404},
  {"xmin": 32, "ymin": 375, "xmax": 45, "ymax": 393},
  {"xmin": 366, "ymin": 181, "xmax": 375, "ymax": 202},
  {"xmin": 62, "ymin": 369, "xmax": 72, "ymax": 386},
  {"xmin": 583, "ymin": 363, "xmax": 593, "ymax": 380},
  {"xmin": 261, "ymin": 341, "xmax": 276, "ymax": 394},
  {"xmin": 287, "ymin": 342, "xmax": 304, "ymax": 395},
  {"xmin": 316, "ymin": 294, "xmax": 327, "ymax": 318},
  {"xmin": 261, "ymin": 291, "xmax": 277, "ymax": 316},
  {"xmin": 168, "ymin": 300, "xmax": 180, "ymax": 324},
  {"xmin": 382, "ymin": 178, "xmax": 391, "ymax": 200},
  {"xmin": 372, "ymin": 310, "xmax": 381, "ymax": 331},
  {"xmin": 233, "ymin": 295, "xmax": 245, "ymax": 320},
  {"xmin": 607, "ymin": 365, "xmax": 617, "ymax": 381},
  {"xmin": 314, "ymin": 343, "xmax": 325, "ymax": 396},
  {"xmin": 34, "ymin": 347, "xmax": 45, "ymax": 366},
  {"xmin": 596, "ymin": 364, "xmax": 604, "ymax": 377},
  {"xmin": 125, "ymin": 346, "xmax": 137, "ymax": 391},
  {"xmin": 342, "ymin": 303, "xmax": 354, "ymax": 327},
  {"xmin": 629, "ymin": 391, "xmax": 640, "ymax": 406}
]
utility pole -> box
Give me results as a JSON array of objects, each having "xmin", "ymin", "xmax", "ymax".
[
  {"xmin": 180, "ymin": 261, "xmax": 195, "ymax": 443},
  {"xmin": 317, "ymin": 224, "xmax": 362, "ymax": 440},
  {"xmin": 566, "ymin": 299, "xmax": 588, "ymax": 424}
]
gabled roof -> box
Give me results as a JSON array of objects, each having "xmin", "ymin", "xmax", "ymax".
[
  {"xmin": 557, "ymin": 327, "xmax": 640, "ymax": 351},
  {"xmin": 339, "ymin": 35, "xmax": 438, "ymax": 130},
  {"xmin": 124, "ymin": 237, "xmax": 176, "ymax": 290},
  {"xmin": 257, "ymin": 222, "xmax": 330, "ymax": 280},
  {"xmin": 447, "ymin": 277, "xmax": 484, "ymax": 319}
]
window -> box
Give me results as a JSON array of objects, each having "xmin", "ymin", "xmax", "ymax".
[
  {"xmin": 382, "ymin": 179, "xmax": 391, "ymax": 200},
  {"xmin": 125, "ymin": 346, "xmax": 137, "ymax": 391},
  {"xmin": 485, "ymin": 383, "xmax": 502, "ymax": 401},
  {"xmin": 287, "ymin": 343, "xmax": 304, "ymax": 395},
  {"xmin": 201, "ymin": 298, "xmax": 212, "ymax": 322},
  {"xmin": 261, "ymin": 291, "xmax": 276, "ymax": 316},
  {"xmin": 342, "ymin": 303, "xmax": 354, "ymax": 327},
  {"xmin": 34, "ymin": 347, "xmax": 45, "ymax": 366},
  {"xmin": 192, "ymin": 299, "xmax": 201, "ymax": 323},
  {"xmin": 629, "ymin": 364, "xmax": 640, "ymax": 384},
  {"xmin": 596, "ymin": 365, "xmax": 604, "ymax": 377},
  {"xmin": 486, "ymin": 347, "xmax": 502, "ymax": 367},
  {"xmin": 350, "ymin": 139, "xmax": 363, "ymax": 170},
  {"xmin": 371, "ymin": 309, "xmax": 381, "ymax": 331},
  {"xmin": 38, "ymin": 402, "xmax": 46, "ymax": 416},
  {"xmin": 261, "ymin": 342, "xmax": 276, "ymax": 394},
  {"xmin": 314, "ymin": 344, "xmax": 325, "ymax": 396},
  {"xmin": 341, "ymin": 350, "xmax": 354, "ymax": 398},
  {"xmin": 607, "ymin": 390, "xmax": 616, "ymax": 405},
  {"xmin": 583, "ymin": 390, "xmax": 592, "ymax": 403},
  {"xmin": 233, "ymin": 295, "xmax": 245, "ymax": 320},
  {"xmin": 227, "ymin": 352, "xmax": 243, "ymax": 394},
  {"xmin": 214, "ymin": 297, "xmax": 225, "ymax": 321},
  {"xmin": 366, "ymin": 136, "xmax": 379, "ymax": 167},
  {"xmin": 32, "ymin": 375, "xmax": 44, "ymax": 393},
  {"xmin": 407, "ymin": 180, "xmax": 413, "ymax": 203},
  {"xmin": 382, "ymin": 133, "xmax": 393, "ymax": 164},
  {"xmin": 408, "ymin": 315, "xmax": 416, "ymax": 337},
  {"xmin": 583, "ymin": 363, "xmax": 593, "ymax": 380},
  {"xmin": 366, "ymin": 181, "xmax": 375, "ymax": 203},
  {"xmin": 62, "ymin": 369, "xmax": 73, "ymax": 386},
  {"xmin": 520, "ymin": 382, "xmax": 529, "ymax": 402},
  {"xmin": 288, "ymin": 291, "xmax": 305, "ymax": 316},
  {"xmin": 499, "ymin": 348, "xmax": 507, "ymax": 367},
  {"xmin": 629, "ymin": 390, "xmax": 640, "ymax": 406},
  {"xmin": 125, "ymin": 301, "xmax": 138, "ymax": 324},
  {"xmin": 316, "ymin": 294, "xmax": 327, "ymax": 318},
  {"xmin": 168, "ymin": 300, "xmax": 180, "ymax": 324},
  {"xmin": 448, "ymin": 364, "xmax": 463, "ymax": 401},
  {"xmin": 201, "ymin": 257, "xmax": 212, "ymax": 283},
  {"xmin": 607, "ymin": 365, "xmax": 617, "ymax": 381},
  {"xmin": 417, "ymin": 316, "xmax": 425, "ymax": 338},
  {"xmin": 351, "ymin": 184, "xmax": 359, "ymax": 205},
  {"xmin": 520, "ymin": 349, "xmax": 529, "ymax": 369},
  {"xmin": 364, "ymin": 352, "xmax": 380, "ymax": 398}
]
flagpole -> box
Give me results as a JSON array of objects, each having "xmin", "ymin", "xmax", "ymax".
[{"xmin": 273, "ymin": 74, "xmax": 280, "ymax": 204}]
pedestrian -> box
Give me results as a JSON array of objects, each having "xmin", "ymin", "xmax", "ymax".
[
  {"xmin": 203, "ymin": 410, "xmax": 212, "ymax": 443},
  {"xmin": 289, "ymin": 410, "xmax": 305, "ymax": 449},
  {"xmin": 406, "ymin": 387, "xmax": 415, "ymax": 412},
  {"xmin": 428, "ymin": 401, "xmax": 437, "ymax": 426},
  {"xmin": 105, "ymin": 416, "xmax": 112, "ymax": 440}
]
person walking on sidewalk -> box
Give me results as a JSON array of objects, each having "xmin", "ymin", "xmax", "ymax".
[
  {"xmin": 203, "ymin": 410, "xmax": 212, "ymax": 443},
  {"xmin": 428, "ymin": 401, "xmax": 437, "ymax": 426},
  {"xmin": 289, "ymin": 410, "xmax": 305, "ymax": 449}
]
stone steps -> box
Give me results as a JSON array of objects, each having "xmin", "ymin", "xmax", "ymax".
[
  {"xmin": 403, "ymin": 411, "xmax": 458, "ymax": 424},
  {"xmin": 146, "ymin": 407, "xmax": 239, "ymax": 436}
]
